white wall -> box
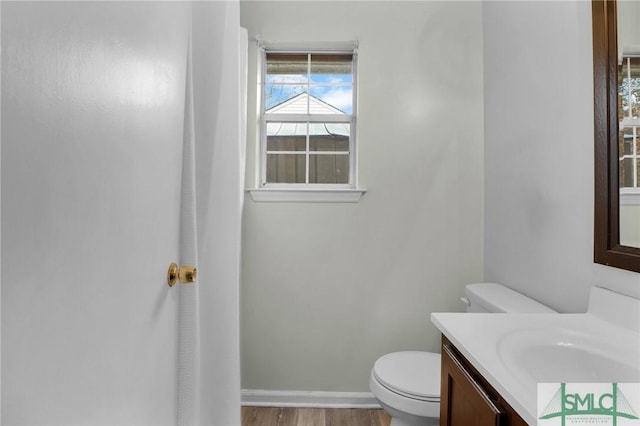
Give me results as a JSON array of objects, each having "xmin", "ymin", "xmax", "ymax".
[
  {"xmin": 618, "ymin": 0, "xmax": 640, "ymax": 57},
  {"xmin": 483, "ymin": 1, "xmax": 640, "ymax": 314},
  {"xmin": 240, "ymin": 1, "xmax": 484, "ymax": 392}
]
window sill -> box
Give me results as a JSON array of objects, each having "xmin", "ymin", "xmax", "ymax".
[{"xmin": 247, "ymin": 187, "xmax": 367, "ymax": 203}]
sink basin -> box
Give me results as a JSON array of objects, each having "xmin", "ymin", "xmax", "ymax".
[
  {"xmin": 497, "ymin": 327, "xmax": 640, "ymax": 383},
  {"xmin": 432, "ymin": 288, "xmax": 640, "ymax": 426}
]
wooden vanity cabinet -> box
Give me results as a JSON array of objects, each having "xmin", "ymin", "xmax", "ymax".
[{"xmin": 440, "ymin": 336, "xmax": 528, "ymax": 426}]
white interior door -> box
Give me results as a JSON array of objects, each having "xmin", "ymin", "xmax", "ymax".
[{"xmin": 2, "ymin": 2, "xmax": 189, "ymax": 424}]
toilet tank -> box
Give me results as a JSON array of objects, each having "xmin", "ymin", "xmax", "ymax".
[{"xmin": 463, "ymin": 283, "xmax": 556, "ymax": 313}]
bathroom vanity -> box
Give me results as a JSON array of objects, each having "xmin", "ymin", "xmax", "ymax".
[
  {"xmin": 440, "ymin": 336, "xmax": 526, "ymax": 426},
  {"xmin": 432, "ymin": 286, "xmax": 640, "ymax": 426}
]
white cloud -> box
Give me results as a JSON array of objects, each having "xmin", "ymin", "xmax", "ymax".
[{"xmin": 321, "ymin": 88, "xmax": 352, "ymax": 112}]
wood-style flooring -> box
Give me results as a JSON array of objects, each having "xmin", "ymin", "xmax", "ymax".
[{"xmin": 241, "ymin": 407, "xmax": 391, "ymax": 426}]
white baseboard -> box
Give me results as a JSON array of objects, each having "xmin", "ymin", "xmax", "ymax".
[{"xmin": 241, "ymin": 389, "xmax": 381, "ymax": 409}]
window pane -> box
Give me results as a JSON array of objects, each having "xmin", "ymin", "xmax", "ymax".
[
  {"xmin": 310, "ymin": 86, "xmax": 352, "ymax": 114},
  {"xmin": 309, "ymin": 123, "xmax": 349, "ymax": 151},
  {"xmin": 266, "ymin": 53, "xmax": 308, "ymax": 83},
  {"xmin": 267, "ymin": 135, "xmax": 306, "ymax": 152},
  {"xmin": 265, "ymin": 85, "xmax": 307, "ymax": 111},
  {"xmin": 266, "ymin": 154, "xmax": 306, "ymax": 183},
  {"xmin": 265, "ymin": 53, "xmax": 309, "ymax": 111},
  {"xmin": 309, "ymin": 154, "xmax": 349, "ymax": 184},
  {"xmin": 619, "ymin": 57, "xmax": 640, "ymax": 189},
  {"xmin": 310, "ymin": 54, "xmax": 352, "ymax": 83},
  {"xmin": 619, "ymin": 57, "xmax": 640, "ymax": 119},
  {"xmin": 621, "ymin": 156, "xmax": 635, "ymax": 188},
  {"xmin": 267, "ymin": 122, "xmax": 308, "ymax": 150},
  {"xmin": 620, "ymin": 126, "xmax": 639, "ymax": 188},
  {"xmin": 620, "ymin": 127, "xmax": 634, "ymax": 156}
]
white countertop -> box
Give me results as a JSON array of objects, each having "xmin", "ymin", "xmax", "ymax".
[{"xmin": 431, "ymin": 312, "xmax": 640, "ymax": 425}]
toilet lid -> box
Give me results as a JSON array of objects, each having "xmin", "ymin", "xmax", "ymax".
[{"xmin": 373, "ymin": 351, "xmax": 440, "ymax": 401}]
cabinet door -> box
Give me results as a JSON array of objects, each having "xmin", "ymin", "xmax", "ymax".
[{"xmin": 440, "ymin": 342, "xmax": 505, "ymax": 426}]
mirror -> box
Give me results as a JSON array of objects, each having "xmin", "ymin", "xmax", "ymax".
[
  {"xmin": 617, "ymin": 1, "xmax": 640, "ymax": 248},
  {"xmin": 593, "ymin": 0, "xmax": 640, "ymax": 272}
]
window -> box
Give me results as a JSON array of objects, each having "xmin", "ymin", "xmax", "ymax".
[
  {"xmin": 619, "ymin": 55, "xmax": 640, "ymax": 198},
  {"xmin": 250, "ymin": 44, "xmax": 365, "ymax": 202}
]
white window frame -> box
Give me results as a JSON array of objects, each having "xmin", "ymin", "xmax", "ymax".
[{"xmin": 249, "ymin": 41, "xmax": 365, "ymax": 203}]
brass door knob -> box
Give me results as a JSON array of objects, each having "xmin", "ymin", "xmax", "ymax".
[{"xmin": 167, "ymin": 263, "xmax": 197, "ymax": 287}]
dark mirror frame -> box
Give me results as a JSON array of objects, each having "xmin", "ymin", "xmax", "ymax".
[{"xmin": 593, "ymin": 0, "xmax": 640, "ymax": 273}]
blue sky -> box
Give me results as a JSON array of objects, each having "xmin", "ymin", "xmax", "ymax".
[{"xmin": 265, "ymin": 73, "xmax": 353, "ymax": 113}]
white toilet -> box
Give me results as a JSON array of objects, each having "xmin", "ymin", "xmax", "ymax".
[{"xmin": 369, "ymin": 283, "xmax": 556, "ymax": 426}]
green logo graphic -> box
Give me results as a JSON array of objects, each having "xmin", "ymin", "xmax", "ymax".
[{"xmin": 539, "ymin": 383, "xmax": 639, "ymax": 425}]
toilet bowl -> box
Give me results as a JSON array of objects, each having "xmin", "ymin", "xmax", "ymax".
[
  {"xmin": 369, "ymin": 351, "xmax": 440, "ymax": 426},
  {"xmin": 369, "ymin": 283, "xmax": 555, "ymax": 426}
]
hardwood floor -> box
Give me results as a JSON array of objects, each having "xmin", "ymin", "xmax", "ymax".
[{"xmin": 241, "ymin": 407, "xmax": 391, "ymax": 426}]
